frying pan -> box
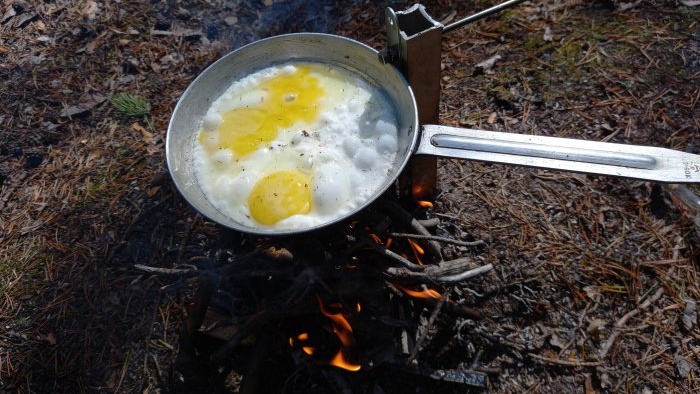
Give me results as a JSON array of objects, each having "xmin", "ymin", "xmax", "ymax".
[{"xmin": 166, "ymin": 33, "xmax": 700, "ymax": 235}]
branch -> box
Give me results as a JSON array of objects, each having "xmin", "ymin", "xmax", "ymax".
[{"xmin": 598, "ymin": 286, "xmax": 665, "ymax": 359}]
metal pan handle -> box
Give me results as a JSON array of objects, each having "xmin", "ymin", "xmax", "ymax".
[{"xmin": 416, "ymin": 125, "xmax": 700, "ymax": 183}]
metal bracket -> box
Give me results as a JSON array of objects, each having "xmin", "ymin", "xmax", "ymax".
[
  {"xmin": 383, "ymin": 2, "xmax": 527, "ymax": 200},
  {"xmin": 383, "ymin": 4, "xmax": 443, "ymax": 200}
]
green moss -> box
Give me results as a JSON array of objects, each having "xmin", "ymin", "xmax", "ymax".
[
  {"xmin": 86, "ymin": 174, "xmax": 108, "ymax": 196},
  {"xmin": 490, "ymin": 85, "xmax": 515, "ymax": 102},
  {"xmin": 0, "ymin": 239, "xmax": 47, "ymax": 311},
  {"xmin": 523, "ymin": 35, "xmax": 555, "ymax": 57}
]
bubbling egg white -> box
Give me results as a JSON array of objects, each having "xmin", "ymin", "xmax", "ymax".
[{"xmin": 194, "ymin": 62, "xmax": 400, "ymax": 230}]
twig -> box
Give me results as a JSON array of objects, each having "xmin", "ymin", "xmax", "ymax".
[
  {"xmin": 362, "ymin": 237, "xmax": 423, "ymax": 270},
  {"xmin": 417, "ymin": 218, "xmax": 440, "ymax": 228},
  {"xmin": 376, "ymin": 200, "xmax": 443, "ymax": 259},
  {"xmin": 405, "ymin": 288, "xmax": 452, "ymax": 366},
  {"xmin": 437, "ymin": 264, "xmax": 493, "ymax": 283},
  {"xmin": 134, "ymin": 264, "xmax": 195, "ymax": 275},
  {"xmin": 384, "ymin": 259, "xmax": 492, "ymax": 284},
  {"xmin": 389, "ymin": 232, "xmax": 486, "ymax": 247},
  {"xmin": 528, "ymin": 353, "xmax": 602, "ymax": 367},
  {"xmin": 176, "ymin": 214, "xmax": 199, "ymax": 265},
  {"xmin": 423, "ymin": 298, "xmax": 482, "ymax": 319},
  {"xmin": 598, "ymin": 286, "xmax": 665, "ymax": 359}
]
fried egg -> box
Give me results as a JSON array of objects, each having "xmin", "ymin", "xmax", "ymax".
[{"xmin": 194, "ymin": 62, "xmax": 399, "ymax": 230}]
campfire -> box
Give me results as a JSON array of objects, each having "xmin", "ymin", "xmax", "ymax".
[
  {"xmin": 145, "ymin": 198, "xmax": 494, "ymax": 392},
  {"xmin": 154, "ymin": 1, "xmax": 700, "ymax": 392}
]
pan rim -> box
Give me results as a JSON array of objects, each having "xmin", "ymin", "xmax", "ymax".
[{"xmin": 166, "ymin": 32, "xmax": 419, "ymax": 236}]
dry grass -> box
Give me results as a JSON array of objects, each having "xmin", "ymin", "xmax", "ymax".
[{"xmin": 0, "ymin": 0, "xmax": 698, "ymax": 392}]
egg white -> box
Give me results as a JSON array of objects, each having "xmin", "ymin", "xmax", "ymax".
[{"xmin": 194, "ymin": 62, "xmax": 399, "ymax": 230}]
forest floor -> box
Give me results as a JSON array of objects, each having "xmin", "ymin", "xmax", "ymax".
[{"xmin": 1, "ymin": 0, "xmax": 699, "ymax": 393}]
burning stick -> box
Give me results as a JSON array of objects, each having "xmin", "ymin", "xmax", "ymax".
[
  {"xmin": 389, "ymin": 232, "xmax": 486, "ymax": 247},
  {"xmin": 375, "ymin": 200, "xmax": 443, "ymax": 260},
  {"xmin": 405, "ymin": 288, "xmax": 452, "ymax": 366},
  {"xmin": 394, "ymin": 283, "xmax": 481, "ymax": 319},
  {"xmin": 361, "ymin": 235, "xmax": 423, "ymax": 270}
]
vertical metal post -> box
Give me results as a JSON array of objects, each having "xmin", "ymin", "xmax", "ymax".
[{"xmin": 383, "ymin": 4, "xmax": 443, "ymax": 200}]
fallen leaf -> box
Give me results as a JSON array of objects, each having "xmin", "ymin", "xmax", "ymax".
[
  {"xmin": 549, "ymin": 333, "xmax": 565, "ymax": 349},
  {"xmin": 617, "ymin": 1, "xmax": 643, "ymax": 11},
  {"xmin": 131, "ymin": 122, "xmax": 153, "ymax": 144},
  {"xmin": 487, "ymin": 112, "xmax": 497, "ymax": 124},
  {"xmin": 475, "ymin": 54, "xmax": 501, "ymax": 74},
  {"xmin": 586, "ymin": 318, "xmax": 607, "ymax": 334},
  {"xmin": 81, "ymin": 1, "xmax": 98, "ymax": 19},
  {"xmin": 674, "ymin": 353, "xmax": 692, "ymax": 378},
  {"xmin": 583, "ymin": 285, "xmax": 601, "ymax": 301},
  {"xmin": 680, "ymin": 299, "xmax": 697, "ymax": 331},
  {"xmin": 543, "ymin": 26, "xmax": 553, "ymax": 42},
  {"xmin": 2, "ymin": 5, "xmax": 16, "ymax": 23},
  {"xmin": 60, "ymin": 93, "xmax": 106, "ymax": 117},
  {"xmin": 60, "ymin": 105, "xmax": 87, "ymax": 117}
]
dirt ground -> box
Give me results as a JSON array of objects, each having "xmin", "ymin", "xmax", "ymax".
[{"xmin": 1, "ymin": 0, "xmax": 699, "ymax": 393}]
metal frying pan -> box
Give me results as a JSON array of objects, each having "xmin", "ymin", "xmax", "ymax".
[{"xmin": 166, "ymin": 33, "xmax": 700, "ymax": 235}]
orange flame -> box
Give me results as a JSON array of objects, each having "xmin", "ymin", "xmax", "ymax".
[
  {"xmin": 316, "ymin": 296, "xmax": 361, "ymax": 371},
  {"xmin": 290, "ymin": 332, "xmax": 314, "ymax": 353},
  {"xmin": 397, "ymin": 285, "xmax": 442, "ymax": 299},
  {"xmin": 417, "ymin": 200, "xmax": 434, "ymax": 208},
  {"xmin": 302, "ymin": 346, "xmax": 316, "ymax": 355},
  {"xmin": 370, "ymin": 233, "xmax": 393, "ymax": 249},
  {"xmin": 407, "ymin": 239, "xmax": 424, "ymax": 255},
  {"xmin": 407, "ymin": 239, "xmax": 425, "ymax": 265},
  {"xmin": 330, "ymin": 350, "xmax": 361, "ymax": 371},
  {"xmin": 318, "ymin": 300, "xmax": 354, "ymax": 347}
]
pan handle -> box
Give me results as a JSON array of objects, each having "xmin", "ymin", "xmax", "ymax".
[{"xmin": 416, "ymin": 124, "xmax": 700, "ymax": 183}]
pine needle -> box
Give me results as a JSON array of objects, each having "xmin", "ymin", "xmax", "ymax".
[{"xmin": 110, "ymin": 93, "xmax": 151, "ymax": 118}]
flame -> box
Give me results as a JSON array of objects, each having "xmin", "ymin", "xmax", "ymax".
[
  {"xmin": 407, "ymin": 238, "xmax": 425, "ymax": 265},
  {"xmin": 290, "ymin": 332, "xmax": 313, "ymax": 351},
  {"xmin": 370, "ymin": 233, "xmax": 393, "ymax": 249},
  {"xmin": 356, "ymin": 303, "xmax": 361, "ymax": 313},
  {"xmin": 417, "ymin": 200, "xmax": 433, "ymax": 208},
  {"xmin": 412, "ymin": 184, "xmax": 427, "ymax": 199},
  {"xmin": 302, "ymin": 346, "xmax": 316, "ymax": 355},
  {"xmin": 330, "ymin": 350, "xmax": 361, "ymax": 371},
  {"xmin": 397, "ymin": 285, "xmax": 442, "ymax": 299},
  {"xmin": 316, "ymin": 296, "xmax": 361, "ymax": 371},
  {"xmin": 318, "ymin": 300, "xmax": 354, "ymax": 347},
  {"xmin": 407, "ymin": 239, "xmax": 424, "ymax": 255}
]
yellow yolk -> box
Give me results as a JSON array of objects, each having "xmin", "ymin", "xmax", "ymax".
[
  {"xmin": 247, "ymin": 170, "xmax": 312, "ymax": 225},
  {"xmin": 201, "ymin": 65, "xmax": 324, "ymax": 156}
]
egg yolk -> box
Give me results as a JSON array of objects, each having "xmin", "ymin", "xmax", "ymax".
[
  {"xmin": 203, "ymin": 65, "xmax": 324, "ymax": 156},
  {"xmin": 247, "ymin": 170, "xmax": 312, "ymax": 225}
]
